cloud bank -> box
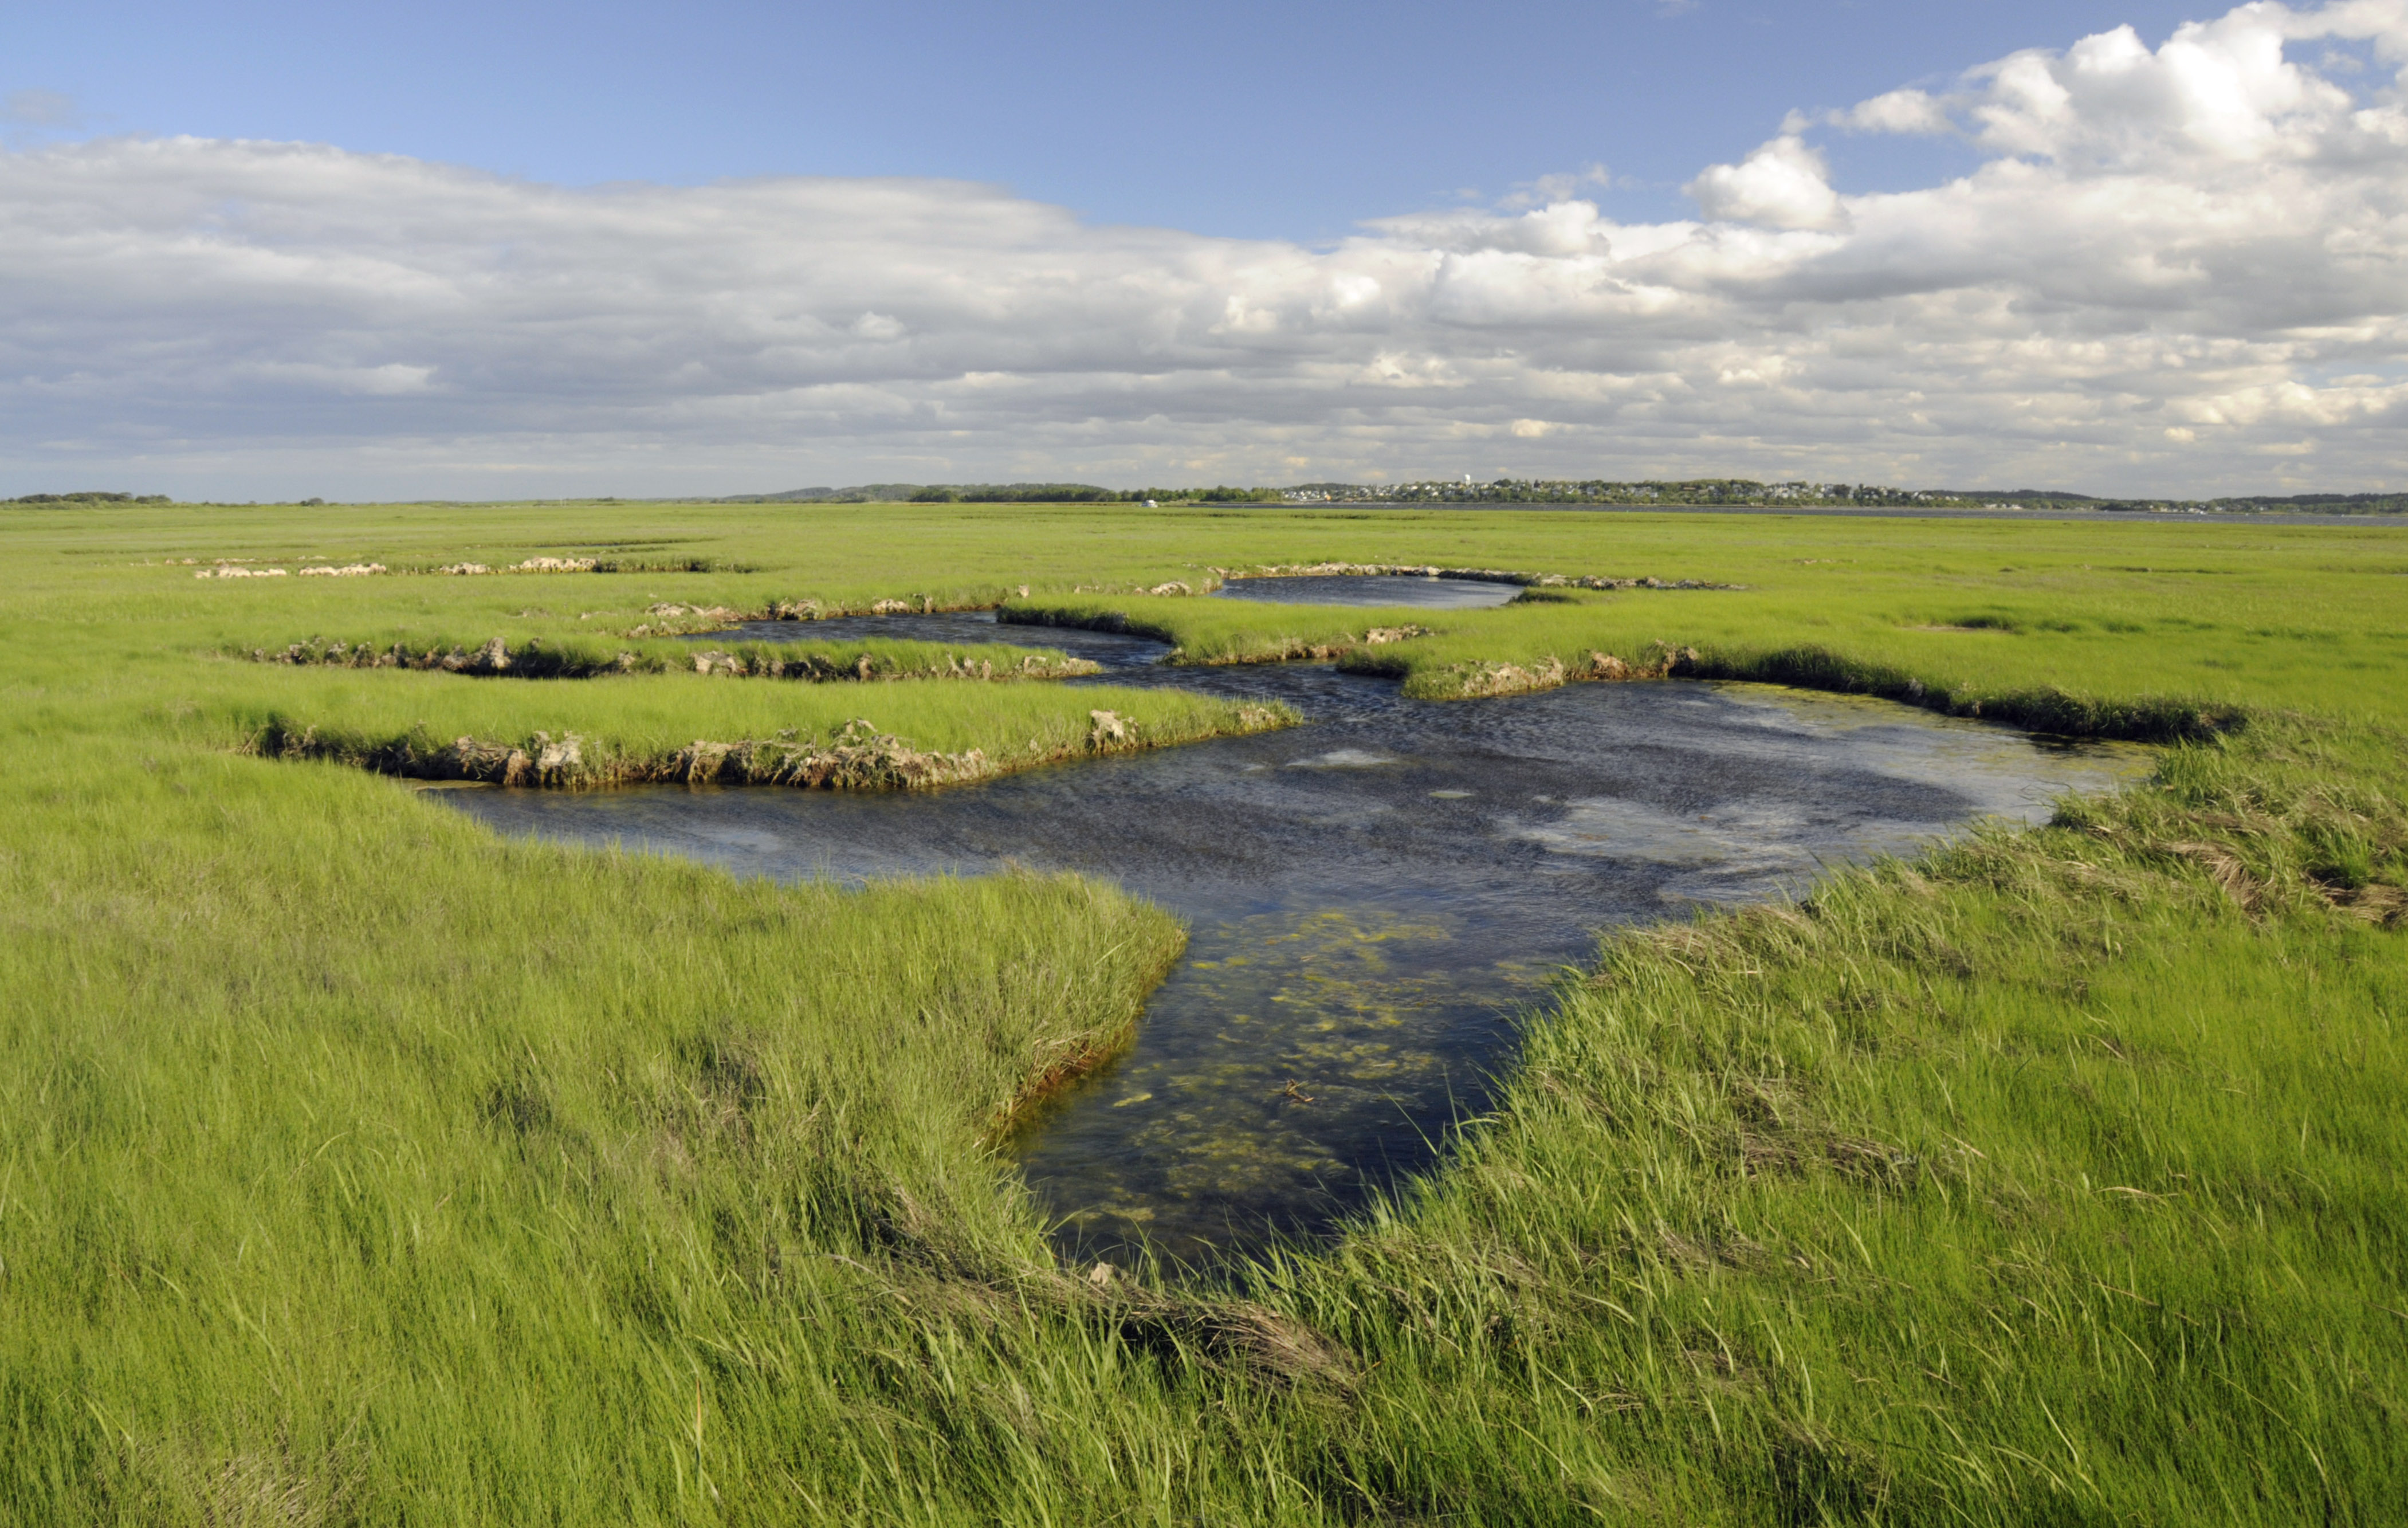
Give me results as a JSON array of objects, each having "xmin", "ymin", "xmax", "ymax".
[{"xmin": 3, "ymin": 0, "xmax": 2405, "ymax": 497}]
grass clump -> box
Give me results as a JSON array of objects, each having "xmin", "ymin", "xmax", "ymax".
[
  {"xmin": 246, "ymin": 631, "xmax": 1099, "ymax": 682},
  {"xmin": 228, "ymin": 669, "xmax": 1290, "ymax": 788},
  {"xmin": 1005, "ymin": 593, "xmax": 1435, "ymax": 664}
]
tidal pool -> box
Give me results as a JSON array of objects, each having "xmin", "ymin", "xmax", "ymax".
[{"xmin": 445, "ymin": 609, "xmax": 2149, "ymax": 1268}]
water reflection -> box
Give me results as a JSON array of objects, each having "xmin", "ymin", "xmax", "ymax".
[
  {"xmin": 1214, "ymin": 574, "xmax": 1521, "ymax": 609},
  {"xmin": 449, "ymin": 608, "xmax": 2150, "ymax": 1267}
]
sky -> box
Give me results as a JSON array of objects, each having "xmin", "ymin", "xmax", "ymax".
[{"xmin": 3, "ymin": 0, "xmax": 2405, "ymax": 498}]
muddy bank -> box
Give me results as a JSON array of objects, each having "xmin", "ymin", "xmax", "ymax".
[
  {"xmin": 249, "ymin": 704, "xmax": 1294, "ymax": 791},
  {"xmin": 242, "ymin": 634, "xmax": 1099, "ymax": 683},
  {"xmin": 625, "ymin": 592, "xmax": 1068, "ymax": 637}
]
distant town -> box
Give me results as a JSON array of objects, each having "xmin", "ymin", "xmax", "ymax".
[
  {"xmin": 10, "ymin": 481, "xmax": 2405, "ymax": 514},
  {"xmin": 718, "ymin": 479, "xmax": 2408, "ymax": 516}
]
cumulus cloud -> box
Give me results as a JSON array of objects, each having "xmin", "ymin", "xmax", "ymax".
[
  {"xmin": 1830, "ymin": 89, "xmax": 1956, "ymax": 135},
  {"xmin": 1684, "ymin": 136, "xmax": 1849, "ymax": 230},
  {"xmin": 3, "ymin": 1, "xmax": 2406, "ymax": 497}
]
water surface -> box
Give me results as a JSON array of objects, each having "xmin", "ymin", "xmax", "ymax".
[
  {"xmin": 1214, "ymin": 574, "xmax": 1520, "ymax": 609},
  {"xmin": 453, "ymin": 608, "xmax": 2148, "ymax": 1267}
]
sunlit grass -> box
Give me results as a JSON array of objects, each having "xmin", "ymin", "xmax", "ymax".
[{"xmin": 2, "ymin": 497, "xmax": 2402, "ymax": 1522}]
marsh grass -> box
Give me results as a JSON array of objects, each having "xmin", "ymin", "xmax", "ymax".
[
  {"xmin": 226, "ymin": 668, "xmax": 1289, "ymax": 788},
  {"xmin": 1004, "ymin": 594, "xmax": 1439, "ymax": 664},
  {"xmin": 3, "ymin": 498, "xmax": 2404, "ymax": 1522},
  {"xmin": 1018, "ymin": 592, "xmax": 2260, "ymax": 736},
  {"xmin": 0, "ymin": 739, "xmax": 1267, "ymax": 1521},
  {"xmin": 245, "ymin": 631, "xmax": 1098, "ymax": 683},
  {"xmin": 1258, "ymin": 719, "xmax": 2407, "ymax": 1523}
]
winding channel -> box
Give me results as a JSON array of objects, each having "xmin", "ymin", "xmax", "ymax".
[{"xmin": 439, "ymin": 578, "xmax": 2150, "ymax": 1267}]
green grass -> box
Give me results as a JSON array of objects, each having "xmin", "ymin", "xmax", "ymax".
[
  {"xmin": 1003, "ymin": 591, "xmax": 1438, "ymax": 663},
  {"xmin": 248, "ymin": 630, "xmax": 1100, "ymax": 683},
  {"xmin": 1012, "ymin": 551, "xmax": 2407, "ymax": 728},
  {"xmin": 2, "ymin": 497, "xmax": 2403, "ymax": 1523},
  {"xmin": 1, "ymin": 743, "xmax": 1199, "ymax": 1520},
  {"xmin": 1265, "ymin": 720, "xmax": 2406, "ymax": 1522},
  {"xmin": 228, "ymin": 664, "xmax": 1282, "ymax": 787}
]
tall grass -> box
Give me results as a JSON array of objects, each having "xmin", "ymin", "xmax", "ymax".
[
  {"xmin": 1, "ymin": 498, "xmax": 2403, "ymax": 1522},
  {"xmin": 0, "ymin": 739, "xmax": 1225, "ymax": 1522},
  {"xmin": 1256, "ymin": 719, "xmax": 2406, "ymax": 1522}
]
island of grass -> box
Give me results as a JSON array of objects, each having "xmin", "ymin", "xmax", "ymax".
[{"xmin": 1, "ymin": 496, "xmax": 2401, "ymax": 1524}]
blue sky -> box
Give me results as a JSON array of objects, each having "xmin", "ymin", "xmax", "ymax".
[
  {"xmin": 2, "ymin": 1, "xmax": 2403, "ymax": 498},
  {"xmin": 9, "ymin": 1, "xmax": 2215, "ymax": 239}
]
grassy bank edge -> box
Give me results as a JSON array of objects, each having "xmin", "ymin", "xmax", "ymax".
[
  {"xmin": 1010, "ymin": 591, "xmax": 2243, "ymax": 744},
  {"xmin": 241, "ymin": 697, "xmax": 1298, "ymax": 790},
  {"xmin": 238, "ymin": 632, "xmax": 1101, "ymax": 684},
  {"xmin": 1355, "ymin": 640, "xmax": 2245, "ymax": 741}
]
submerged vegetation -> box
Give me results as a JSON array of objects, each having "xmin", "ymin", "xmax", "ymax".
[{"xmin": 1, "ymin": 497, "xmax": 2402, "ymax": 1522}]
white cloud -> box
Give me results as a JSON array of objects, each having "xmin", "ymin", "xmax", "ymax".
[
  {"xmin": 1835, "ymin": 88, "xmax": 1957, "ymax": 135},
  {"xmin": 3, "ymin": 1, "xmax": 2407, "ymax": 497},
  {"xmin": 1683, "ymin": 135, "xmax": 1849, "ymax": 230}
]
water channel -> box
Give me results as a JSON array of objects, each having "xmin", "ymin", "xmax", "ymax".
[{"xmin": 441, "ymin": 580, "xmax": 2150, "ymax": 1268}]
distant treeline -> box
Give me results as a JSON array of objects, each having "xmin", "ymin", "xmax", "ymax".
[{"xmin": 6, "ymin": 491, "xmax": 172, "ymax": 506}]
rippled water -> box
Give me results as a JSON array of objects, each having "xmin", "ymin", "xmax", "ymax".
[{"xmin": 442, "ymin": 607, "xmax": 2150, "ymax": 1267}]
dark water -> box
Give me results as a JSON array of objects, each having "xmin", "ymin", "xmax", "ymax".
[
  {"xmin": 700, "ymin": 610, "xmax": 1163, "ymax": 673},
  {"xmin": 448, "ymin": 608, "xmax": 2148, "ymax": 1267},
  {"xmin": 1213, "ymin": 574, "xmax": 1521, "ymax": 609}
]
